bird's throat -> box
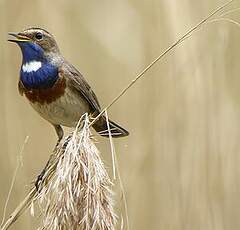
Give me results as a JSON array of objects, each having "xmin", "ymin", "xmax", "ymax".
[
  {"xmin": 17, "ymin": 41, "xmax": 59, "ymax": 89},
  {"xmin": 20, "ymin": 61, "xmax": 58, "ymax": 89},
  {"xmin": 22, "ymin": 61, "xmax": 42, "ymax": 73}
]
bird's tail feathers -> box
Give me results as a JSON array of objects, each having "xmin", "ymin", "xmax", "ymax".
[{"xmin": 93, "ymin": 116, "xmax": 129, "ymax": 138}]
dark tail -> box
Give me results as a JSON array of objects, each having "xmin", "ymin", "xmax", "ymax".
[{"xmin": 92, "ymin": 116, "xmax": 129, "ymax": 138}]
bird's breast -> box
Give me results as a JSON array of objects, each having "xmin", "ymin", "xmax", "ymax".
[
  {"xmin": 19, "ymin": 64, "xmax": 92, "ymax": 127},
  {"xmin": 27, "ymin": 86, "xmax": 91, "ymax": 127},
  {"xmin": 19, "ymin": 77, "xmax": 66, "ymax": 104}
]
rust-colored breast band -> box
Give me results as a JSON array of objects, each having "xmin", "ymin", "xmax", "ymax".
[{"xmin": 18, "ymin": 77, "xmax": 66, "ymax": 104}]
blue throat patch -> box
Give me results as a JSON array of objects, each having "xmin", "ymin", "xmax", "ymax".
[{"xmin": 18, "ymin": 42, "xmax": 58, "ymax": 89}]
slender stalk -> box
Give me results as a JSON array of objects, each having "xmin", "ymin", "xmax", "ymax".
[{"xmin": 89, "ymin": 0, "xmax": 234, "ymax": 128}]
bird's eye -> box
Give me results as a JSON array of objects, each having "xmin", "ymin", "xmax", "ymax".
[{"xmin": 35, "ymin": 32, "xmax": 43, "ymax": 40}]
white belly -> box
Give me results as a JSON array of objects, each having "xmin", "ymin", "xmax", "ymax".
[{"xmin": 29, "ymin": 88, "xmax": 90, "ymax": 127}]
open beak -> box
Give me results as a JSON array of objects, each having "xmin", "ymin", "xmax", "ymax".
[{"xmin": 8, "ymin": 32, "xmax": 31, "ymax": 43}]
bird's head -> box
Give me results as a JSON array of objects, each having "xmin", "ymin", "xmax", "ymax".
[
  {"xmin": 8, "ymin": 28, "xmax": 62, "ymax": 89},
  {"xmin": 8, "ymin": 27, "xmax": 60, "ymax": 64}
]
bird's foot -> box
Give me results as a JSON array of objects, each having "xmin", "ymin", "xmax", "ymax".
[{"xmin": 35, "ymin": 168, "xmax": 46, "ymax": 191}]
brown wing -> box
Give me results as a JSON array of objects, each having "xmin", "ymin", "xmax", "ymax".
[{"xmin": 60, "ymin": 62, "xmax": 101, "ymax": 113}]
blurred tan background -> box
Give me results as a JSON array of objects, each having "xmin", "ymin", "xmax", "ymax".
[{"xmin": 1, "ymin": 0, "xmax": 240, "ymax": 229}]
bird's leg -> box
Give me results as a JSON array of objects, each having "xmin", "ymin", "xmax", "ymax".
[
  {"xmin": 54, "ymin": 125, "xmax": 64, "ymax": 148},
  {"xmin": 35, "ymin": 125, "xmax": 64, "ymax": 190}
]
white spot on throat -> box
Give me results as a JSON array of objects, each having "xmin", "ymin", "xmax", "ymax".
[{"xmin": 22, "ymin": 61, "xmax": 42, "ymax": 73}]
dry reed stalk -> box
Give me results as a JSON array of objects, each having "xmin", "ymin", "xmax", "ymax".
[
  {"xmin": 37, "ymin": 114, "xmax": 116, "ymax": 230},
  {"xmin": 89, "ymin": 0, "xmax": 234, "ymax": 128}
]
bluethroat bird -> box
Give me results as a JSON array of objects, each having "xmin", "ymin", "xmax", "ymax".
[{"xmin": 8, "ymin": 27, "xmax": 129, "ymax": 142}]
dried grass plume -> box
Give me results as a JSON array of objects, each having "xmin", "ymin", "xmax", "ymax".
[{"xmin": 37, "ymin": 114, "xmax": 116, "ymax": 230}]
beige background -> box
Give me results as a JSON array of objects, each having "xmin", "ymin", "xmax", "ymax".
[{"xmin": 1, "ymin": 0, "xmax": 240, "ymax": 229}]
